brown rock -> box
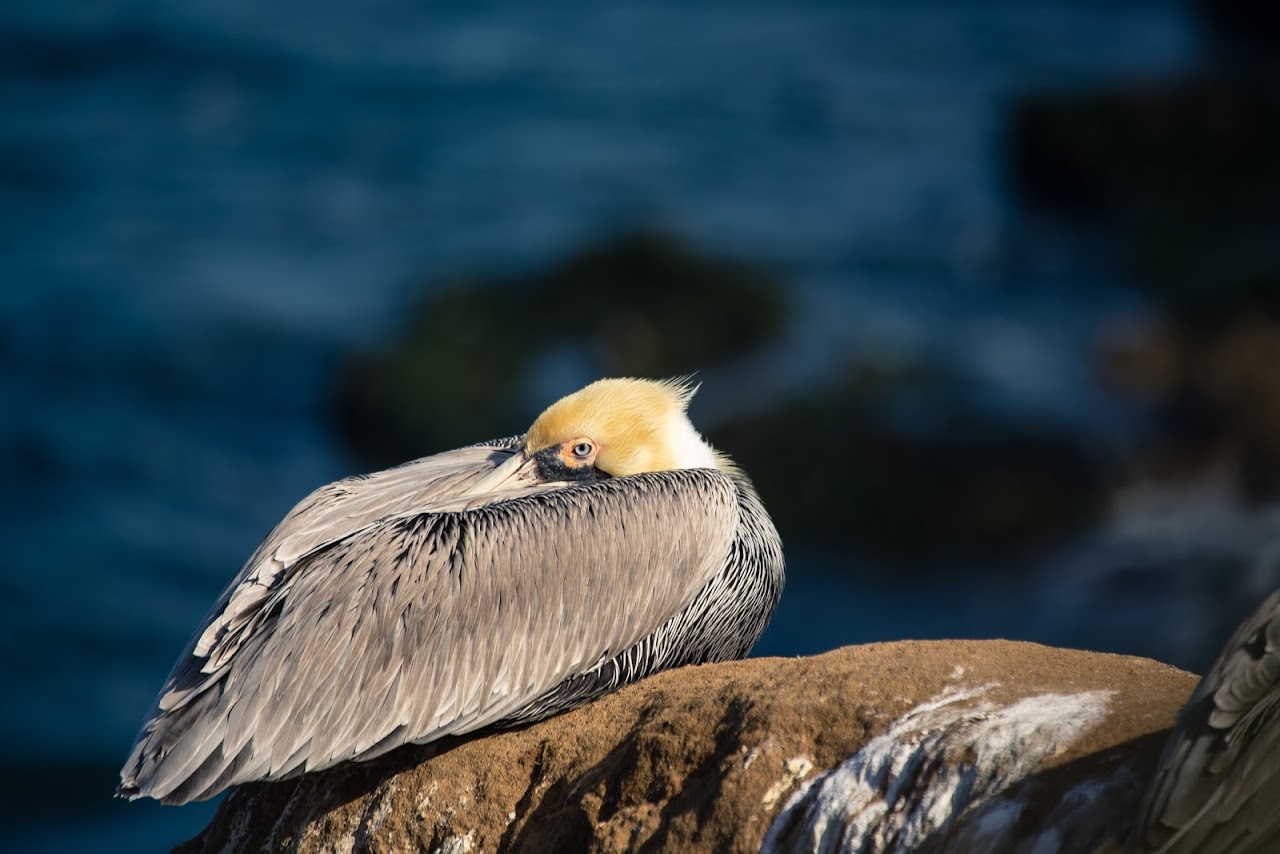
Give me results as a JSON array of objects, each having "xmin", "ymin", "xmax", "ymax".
[
  {"xmin": 1101, "ymin": 312, "xmax": 1280, "ymax": 499},
  {"xmin": 710, "ymin": 377, "xmax": 1105, "ymax": 563},
  {"xmin": 176, "ymin": 641, "xmax": 1196, "ymax": 853}
]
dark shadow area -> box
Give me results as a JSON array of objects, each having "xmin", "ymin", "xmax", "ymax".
[
  {"xmin": 917, "ymin": 729, "xmax": 1173, "ymax": 852},
  {"xmin": 497, "ymin": 695, "xmax": 757, "ymax": 853}
]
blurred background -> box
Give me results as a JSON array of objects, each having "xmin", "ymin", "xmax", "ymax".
[{"xmin": 3, "ymin": 0, "xmax": 1279, "ymax": 849}]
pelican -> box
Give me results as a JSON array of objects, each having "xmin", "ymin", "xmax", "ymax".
[
  {"xmin": 118, "ymin": 377, "xmax": 784, "ymax": 805},
  {"xmin": 1131, "ymin": 587, "xmax": 1280, "ymax": 853}
]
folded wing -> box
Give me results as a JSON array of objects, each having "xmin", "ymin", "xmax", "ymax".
[
  {"xmin": 119, "ymin": 445, "xmax": 739, "ymax": 805},
  {"xmin": 1133, "ymin": 588, "xmax": 1280, "ymax": 853}
]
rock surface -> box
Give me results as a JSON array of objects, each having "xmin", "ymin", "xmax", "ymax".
[{"xmin": 177, "ymin": 641, "xmax": 1195, "ymax": 853}]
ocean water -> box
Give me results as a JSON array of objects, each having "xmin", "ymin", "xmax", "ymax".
[{"xmin": 0, "ymin": 1, "xmax": 1212, "ymax": 850}]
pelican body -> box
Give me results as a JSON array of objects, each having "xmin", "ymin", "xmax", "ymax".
[{"xmin": 118, "ymin": 378, "xmax": 784, "ymax": 805}]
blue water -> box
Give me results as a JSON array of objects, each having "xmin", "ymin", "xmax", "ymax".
[{"xmin": 0, "ymin": 1, "xmax": 1209, "ymax": 850}]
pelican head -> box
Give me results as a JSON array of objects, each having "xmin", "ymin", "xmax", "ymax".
[{"xmin": 476, "ymin": 378, "xmax": 721, "ymax": 492}]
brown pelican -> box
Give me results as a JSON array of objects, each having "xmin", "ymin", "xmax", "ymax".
[
  {"xmin": 118, "ymin": 377, "xmax": 784, "ymax": 805},
  {"xmin": 1131, "ymin": 587, "xmax": 1280, "ymax": 853}
]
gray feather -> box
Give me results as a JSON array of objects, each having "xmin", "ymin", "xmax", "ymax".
[
  {"xmin": 118, "ymin": 437, "xmax": 783, "ymax": 805},
  {"xmin": 1132, "ymin": 588, "xmax": 1280, "ymax": 853}
]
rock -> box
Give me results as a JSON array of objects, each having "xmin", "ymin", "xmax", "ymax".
[
  {"xmin": 1196, "ymin": 0, "xmax": 1280, "ymax": 56},
  {"xmin": 1010, "ymin": 76, "xmax": 1280, "ymax": 505},
  {"xmin": 1007, "ymin": 81, "xmax": 1280, "ymax": 300},
  {"xmin": 709, "ymin": 375, "xmax": 1105, "ymax": 563},
  {"xmin": 1101, "ymin": 311, "xmax": 1280, "ymax": 501},
  {"xmin": 177, "ymin": 641, "xmax": 1195, "ymax": 853}
]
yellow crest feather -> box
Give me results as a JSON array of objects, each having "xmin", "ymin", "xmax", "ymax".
[{"xmin": 525, "ymin": 377, "xmax": 707, "ymax": 476}]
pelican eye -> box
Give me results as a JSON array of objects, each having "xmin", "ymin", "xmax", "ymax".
[{"xmin": 571, "ymin": 441, "xmax": 595, "ymax": 460}]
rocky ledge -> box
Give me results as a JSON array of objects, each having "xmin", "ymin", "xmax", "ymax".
[{"xmin": 177, "ymin": 640, "xmax": 1196, "ymax": 853}]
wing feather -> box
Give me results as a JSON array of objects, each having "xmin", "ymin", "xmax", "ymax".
[
  {"xmin": 175, "ymin": 441, "xmax": 526, "ymax": 694},
  {"xmin": 1132, "ymin": 588, "xmax": 1280, "ymax": 852},
  {"xmin": 120, "ymin": 462, "xmax": 738, "ymax": 804}
]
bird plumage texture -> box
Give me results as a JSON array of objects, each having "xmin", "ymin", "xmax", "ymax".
[
  {"xmin": 1132, "ymin": 587, "xmax": 1280, "ymax": 853},
  {"xmin": 119, "ymin": 378, "xmax": 784, "ymax": 805}
]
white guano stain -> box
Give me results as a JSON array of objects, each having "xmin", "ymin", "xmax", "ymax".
[
  {"xmin": 760, "ymin": 686, "xmax": 1114, "ymax": 854},
  {"xmin": 762, "ymin": 755, "xmax": 816, "ymax": 809},
  {"xmin": 416, "ymin": 780, "xmax": 441, "ymax": 818},
  {"xmin": 434, "ymin": 828, "xmax": 476, "ymax": 854},
  {"xmin": 364, "ymin": 786, "xmax": 396, "ymax": 834},
  {"xmin": 218, "ymin": 790, "xmax": 256, "ymax": 854}
]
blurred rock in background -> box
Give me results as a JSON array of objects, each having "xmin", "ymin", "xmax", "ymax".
[
  {"xmin": 334, "ymin": 231, "xmax": 1106, "ymax": 566},
  {"xmin": 332, "ymin": 230, "xmax": 787, "ymax": 464},
  {"xmin": 1011, "ymin": 0, "xmax": 1280, "ymax": 504}
]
